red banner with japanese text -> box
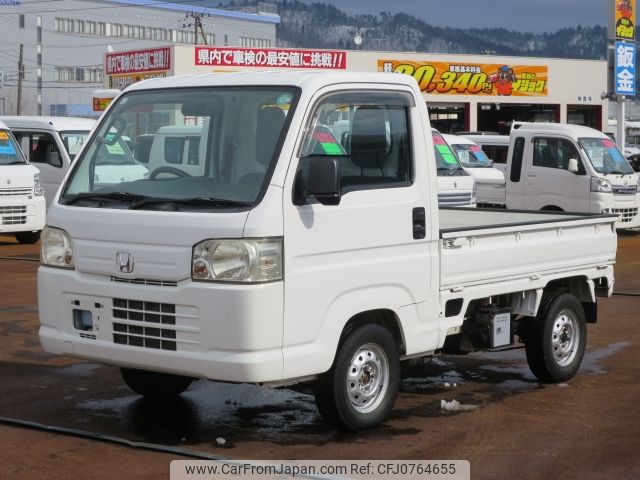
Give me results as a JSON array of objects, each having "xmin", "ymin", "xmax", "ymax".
[
  {"xmin": 195, "ymin": 47, "xmax": 347, "ymax": 69},
  {"xmin": 106, "ymin": 47, "xmax": 171, "ymax": 75},
  {"xmin": 378, "ymin": 59, "xmax": 548, "ymax": 97}
]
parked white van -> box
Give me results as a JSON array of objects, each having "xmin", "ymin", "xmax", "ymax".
[
  {"xmin": 432, "ymin": 129, "xmax": 476, "ymax": 206},
  {"xmin": 0, "ymin": 120, "xmax": 46, "ymax": 243},
  {"xmin": 0, "ymin": 116, "xmax": 95, "ymax": 206},
  {"xmin": 443, "ymin": 134, "xmax": 505, "ymax": 207}
]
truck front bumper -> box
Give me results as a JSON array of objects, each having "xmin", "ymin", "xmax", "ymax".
[{"xmin": 38, "ymin": 266, "xmax": 285, "ymax": 383}]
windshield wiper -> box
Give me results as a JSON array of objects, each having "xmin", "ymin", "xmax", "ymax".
[
  {"xmin": 63, "ymin": 191, "xmax": 148, "ymax": 206},
  {"xmin": 4, "ymin": 161, "xmax": 27, "ymax": 165},
  {"xmin": 129, "ymin": 196, "xmax": 252, "ymax": 210},
  {"xmin": 606, "ymin": 170, "xmax": 631, "ymax": 175}
]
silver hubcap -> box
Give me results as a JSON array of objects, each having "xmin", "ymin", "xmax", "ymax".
[
  {"xmin": 552, "ymin": 308, "xmax": 580, "ymax": 367},
  {"xmin": 346, "ymin": 343, "xmax": 389, "ymax": 414}
]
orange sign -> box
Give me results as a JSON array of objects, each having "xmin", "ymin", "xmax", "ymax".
[
  {"xmin": 379, "ymin": 60, "xmax": 548, "ymax": 97},
  {"xmin": 615, "ymin": 0, "xmax": 635, "ymax": 40},
  {"xmin": 92, "ymin": 97, "xmax": 112, "ymax": 112}
]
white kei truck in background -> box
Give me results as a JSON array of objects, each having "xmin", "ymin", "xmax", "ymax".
[
  {"xmin": 38, "ymin": 71, "xmax": 617, "ymax": 431},
  {"xmin": 443, "ymin": 133, "xmax": 505, "ymax": 207},
  {"xmin": 499, "ymin": 123, "xmax": 640, "ymax": 229},
  {"xmin": 0, "ymin": 120, "xmax": 46, "ymax": 244},
  {"xmin": 0, "ymin": 116, "xmax": 96, "ymax": 207}
]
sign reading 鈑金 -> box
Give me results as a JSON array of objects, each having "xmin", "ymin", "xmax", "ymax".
[
  {"xmin": 614, "ymin": 0, "xmax": 635, "ymax": 40},
  {"xmin": 195, "ymin": 47, "xmax": 347, "ymax": 69},
  {"xmin": 615, "ymin": 41, "xmax": 636, "ymax": 95},
  {"xmin": 379, "ymin": 60, "xmax": 548, "ymax": 97}
]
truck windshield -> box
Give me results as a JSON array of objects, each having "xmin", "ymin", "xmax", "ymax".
[
  {"xmin": 0, "ymin": 129, "xmax": 26, "ymax": 165},
  {"xmin": 60, "ymin": 131, "xmax": 90, "ymax": 160},
  {"xmin": 449, "ymin": 143, "xmax": 493, "ymax": 168},
  {"xmin": 432, "ymin": 131, "xmax": 466, "ymax": 176},
  {"xmin": 62, "ymin": 87, "xmax": 298, "ymax": 211},
  {"xmin": 579, "ymin": 137, "xmax": 634, "ymax": 175}
]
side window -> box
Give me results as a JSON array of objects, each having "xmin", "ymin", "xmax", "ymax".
[
  {"xmin": 164, "ymin": 137, "xmax": 185, "ymax": 164},
  {"xmin": 27, "ymin": 132, "xmax": 62, "ymax": 167},
  {"xmin": 510, "ymin": 137, "xmax": 525, "ymax": 182},
  {"xmin": 299, "ymin": 91, "xmax": 413, "ymax": 191},
  {"xmin": 532, "ymin": 137, "xmax": 580, "ymax": 171}
]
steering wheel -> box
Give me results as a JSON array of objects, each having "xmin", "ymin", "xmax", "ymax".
[{"xmin": 149, "ymin": 166, "xmax": 192, "ymax": 179}]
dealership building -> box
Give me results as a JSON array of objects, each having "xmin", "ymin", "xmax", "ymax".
[
  {"xmin": 0, "ymin": 0, "xmax": 278, "ymax": 117},
  {"xmin": 102, "ymin": 44, "xmax": 610, "ymax": 134}
]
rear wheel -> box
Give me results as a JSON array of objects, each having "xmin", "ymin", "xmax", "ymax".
[
  {"xmin": 314, "ymin": 324, "xmax": 400, "ymax": 432},
  {"xmin": 120, "ymin": 368, "xmax": 193, "ymax": 398},
  {"xmin": 15, "ymin": 231, "xmax": 40, "ymax": 244},
  {"xmin": 525, "ymin": 292, "xmax": 586, "ymax": 382}
]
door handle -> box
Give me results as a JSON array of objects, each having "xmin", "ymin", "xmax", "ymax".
[
  {"xmin": 527, "ymin": 173, "xmax": 536, "ymax": 178},
  {"xmin": 412, "ymin": 207, "xmax": 426, "ymax": 239}
]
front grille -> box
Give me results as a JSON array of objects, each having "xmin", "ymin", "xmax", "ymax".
[
  {"xmin": 112, "ymin": 298, "xmax": 177, "ymax": 351},
  {"xmin": 438, "ymin": 192, "xmax": 474, "ymax": 206},
  {"xmin": 0, "ymin": 206, "xmax": 27, "ymax": 214},
  {"xmin": 110, "ymin": 276, "xmax": 178, "ymax": 287},
  {"xmin": 2, "ymin": 215, "xmax": 27, "ymax": 225},
  {"xmin": 0, "ymin": 188, "xmax": 32, "ymax": 197},
  {"xmin": 612, "ymin": 185, "xmax": 638, "ymax": 195},
  {"xmin": 613, "ymin": 207, "xmax": 638, "ymax": 223}
]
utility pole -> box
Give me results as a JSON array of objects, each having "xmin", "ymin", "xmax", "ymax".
[
  {"xmin": 17, "ymin": 44, "xmax": 23, "ymax": 115},
  {"xmin": 185, "ymin": 12, "xmax": 208, "ymax": 45}
]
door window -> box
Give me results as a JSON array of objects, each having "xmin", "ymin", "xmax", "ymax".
[
  {"xmin": 15, "ymin": 131, "xmax": 63, "ymax": 167},
  {"xmin": 532, "ymin": 137, "xmax": 581, "ymax": 171},
  {"xmin": 299, "ymin": 91, "xmax": 414, "ymax": 192}
]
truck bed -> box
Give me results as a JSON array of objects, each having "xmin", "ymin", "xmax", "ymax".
[{"xmin": 439, "ymin": 208, "xmax": 617, "ymax": 289}]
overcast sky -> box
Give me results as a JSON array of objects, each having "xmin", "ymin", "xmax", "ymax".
[{"xmin": 295, "ymin": 0, "xmax": 613, "ymax": 33}]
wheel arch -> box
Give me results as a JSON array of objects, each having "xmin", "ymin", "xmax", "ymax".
[
  {"xmin": 340, "ymin": 309, "xmax": 406, "ymax": 357},
  {"xmin": 542, "ymin": 276, "xmax": 597, "ymax": 323}
]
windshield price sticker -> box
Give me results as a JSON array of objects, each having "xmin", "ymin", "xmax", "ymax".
[{"xmin": 436, "ymin": 145, "xmax": 458, "ymax": 164}]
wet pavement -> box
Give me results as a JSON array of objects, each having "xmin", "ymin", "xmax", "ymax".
[{"xmin": 1, "ymin": 232, "xmax": 639, "ymax": 478}]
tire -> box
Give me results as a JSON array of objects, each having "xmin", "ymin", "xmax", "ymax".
[
  {"xmin": 15, "ymin": 231, "xmax": 40, "ymax": 244},
  {"xmin": 314, "ymin": 324, "xmax": 400, "ymax": 432},
  {"xmin": 525, "ymin": 292, "xmax": 587, "ymax": 383},
  {"xmin": 120, "ymin": 367, "xmax": 193, "ymax": 398}
]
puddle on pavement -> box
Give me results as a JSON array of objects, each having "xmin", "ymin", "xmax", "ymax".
[{"xmin": 39, "ymin": 341, "xmax": 631, "ymax": 446}]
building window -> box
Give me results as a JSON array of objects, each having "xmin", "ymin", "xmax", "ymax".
[{"xmin": 19, "ymin": 14, "xmax": 25, "ymax": 29}]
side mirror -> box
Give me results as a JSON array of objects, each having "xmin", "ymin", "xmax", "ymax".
[
  {"xmin": 293, "ymin": 156, "xmax": 341, "ymax": 206},
  {"xmin": 48, "ymin": 151, "xmax": 62, "ymax": 168},
  {"xmin": 567, "ymin": 158, "xmax": 579, "ymax": 174}
]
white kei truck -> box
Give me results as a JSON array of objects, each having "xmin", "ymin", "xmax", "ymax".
[
  {"xmin": 38, "ymin": 71, "xmax": 617, "ymax": 431},
  {"xmin": 0, "ymin": 120, "xmax": 46, "ymax": 244},
  {"xmin": 485, "ymin": 123, "xmax": 640, "ymax": 229}
]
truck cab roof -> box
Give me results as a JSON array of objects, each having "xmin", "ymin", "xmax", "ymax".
[
  {"xmin": 127, "ymin": 70, "xmax": 419, "ymax": 92},
  {"xmin": 511, "ymin": 122, "xmax": 608, "ymax": 138}
]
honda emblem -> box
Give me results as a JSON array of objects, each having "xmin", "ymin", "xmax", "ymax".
[{"xmin": 116, "ymin": 252, "xmax": 134, "ymax": 273}]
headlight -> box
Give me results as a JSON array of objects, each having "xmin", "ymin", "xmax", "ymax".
[
  {"xmin": 34, "ymin": 173, "xmax": 44, "ymax": 196},
  {"xmin": 590, "ymin": 177, "xmax": 612, "ymax": 193},
  {"xmin": 192, "ymin": 238, "xmax": 282, "ymax": 283},
  {"xmin": 471, "ymin": 181, "xmax": 477, "ymax": 202},
  {"xmin": 41, "ymin": 226, "xmax": 74, "ymax": 269}
]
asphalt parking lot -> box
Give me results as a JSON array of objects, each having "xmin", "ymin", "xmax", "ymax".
[{"xmin": 0, "ymin": 232, "xmax": 639, "ymax": 480}]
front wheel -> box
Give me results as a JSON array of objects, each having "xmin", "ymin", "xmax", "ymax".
[
  {"xmin": 314, "ymin": 324, "xmax": 400, "ymax": 432},
  {"xmin": 525, "ymin": 292, "xmax": 587, "ymax": 383},
  {"xmin": 121, "ymin": 367, "xmax": 194, "ymax": 398}
]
